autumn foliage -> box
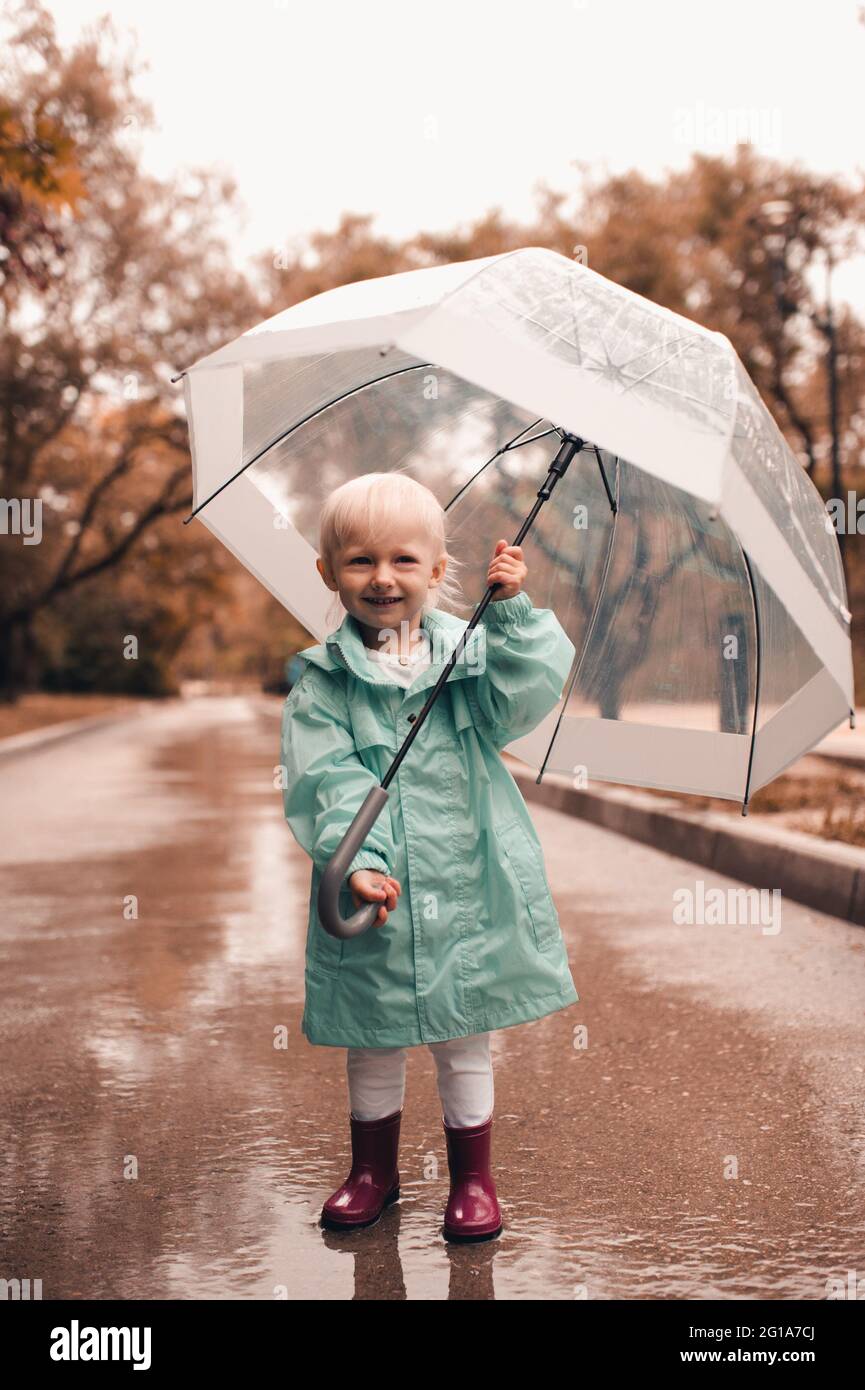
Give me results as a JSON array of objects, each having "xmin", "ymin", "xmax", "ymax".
[{"xmin": 1, "ymin": 0, "xmax": 864, "ymax": 702}]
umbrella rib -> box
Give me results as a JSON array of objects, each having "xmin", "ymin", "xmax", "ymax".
[
  {"xmin": 600, "ymin": 302, "xmax": 634, "ymax": 364},
  {"xmin": 519, "ymin": 311, "xmax": 696, "ymax": 392},
  {"xmin": 567, "ymin": 269, "xmax": 584, "ymax": 364},
  {"xmin": 616, "ymin": 373, "xmax": 736, "ymax": 422},
  {"xmin": 618, "ymin": 340, "xmax": 694, "ymax": 393},
  {"xmin": 592, "ymin": 444, "xmax": 618, "ymax": 514},
  {"xmin": 505, "ymin": 427, "xmax": 560, "ymax": 451},
  {"xmin": 737, "ymin": 547, "xmax": 762, "ymax": 813},
  {"xmin": 611, "ymin": 333, "xmax": 692, "ymax": 372},
  {"xmin": 515, "ymin": 313, "xmax": 603, "ymax": 364},
  {"xmin": 443, "ymin": 419, "xmax": 549, "ymax": 512},
  {"xmin": 535, "ymin": 454, "xmax": 622, "ymax": 785},
  {"xmin": 182, "ymin": 361, "xmax": 433, "ymax": 524},
  {"xmin": 449, "ymin": 451, "xmax": 595, "ymax": 596}
]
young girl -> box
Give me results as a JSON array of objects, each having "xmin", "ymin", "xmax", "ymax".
[{"xmin": 279, "ymin": 472, "xmax": 579, "ymax": 1242}]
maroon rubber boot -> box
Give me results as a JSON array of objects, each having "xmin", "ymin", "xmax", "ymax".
[
  {"xmin": 442, "ymin": 1113, "xmax": 503, "ymax": 1242},
  {"xmin": 320, "ymin": 1108, "xmax": 401, "ymax": 1230}
]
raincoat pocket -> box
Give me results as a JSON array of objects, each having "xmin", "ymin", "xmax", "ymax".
[
  {"xmin": 498, "ymin": 817, "xmax": 560, "ymax": 952},
  {"xmin": 310, "ymin": 920, "xmax": 343, "ymax": 977},
  {"xmin": 307, "ymin": 874, "xmax": 348, "ymax": 977}
]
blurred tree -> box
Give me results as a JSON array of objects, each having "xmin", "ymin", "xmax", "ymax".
[
  {"xmin": 563, "ymin": 145, "xmax": 865, "ymax": 491},
  {"xmin": 0, "ymin": 0, "xmax": 261, "ymax": 700},
  {"xmin": 260, "ymin": 148, "xmax": 865, "ymax": 508},
  {"xmin": 0, "ymin": 83, "xmax": 84, "ymax": 292},
  {"xmin": 3, "ymin": 4, "xmax": 862, "ymax": 707},
  {"xmin": 255, "ymin": 206, "xmax": 532, "ymax": 313},
  {"xmin": 677, "ymin": 147, "xmax": 864, "ymax": 487}
]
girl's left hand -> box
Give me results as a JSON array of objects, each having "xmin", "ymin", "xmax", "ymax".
[{"xmin": 487, "ymin": 539, "xmax": 527, "ymax": 601}]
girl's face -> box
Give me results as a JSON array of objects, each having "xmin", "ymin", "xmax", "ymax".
[{"xmin": 317, "ymin": 527, "xmax": 447, "ymax": 638}]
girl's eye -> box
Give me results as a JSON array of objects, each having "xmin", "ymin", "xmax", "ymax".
[{"xmin": 397, "ymin": 556, "xmax": 416, "ymax": 563}]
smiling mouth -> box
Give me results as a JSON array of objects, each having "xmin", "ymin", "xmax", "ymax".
[{"xmin": 363, "ymin": 596, "xmax": 402, "ymax": 606}]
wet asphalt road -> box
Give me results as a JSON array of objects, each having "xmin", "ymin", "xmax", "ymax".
[{"xmin": 0, "ymin": 696, "xmax": 863, "ymax": 1301}]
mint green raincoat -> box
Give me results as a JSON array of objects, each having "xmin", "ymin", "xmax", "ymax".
[{"xmin": 279, "ymin": 590, "xmax": 579, "ymax": 1048}]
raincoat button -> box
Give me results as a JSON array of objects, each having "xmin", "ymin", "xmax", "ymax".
[{"xmin": 407, "ymin": 713, "xmax": 417, "ymax": 723}]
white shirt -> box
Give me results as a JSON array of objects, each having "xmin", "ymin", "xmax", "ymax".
[{"xmin": 364, "ymin": 643, "xmax": 433, "ymax": 688}]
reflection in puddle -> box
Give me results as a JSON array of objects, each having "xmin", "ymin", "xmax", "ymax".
[{"xmin": 0, "ymin": 699, "xmax": 863, "ymax": 1299}]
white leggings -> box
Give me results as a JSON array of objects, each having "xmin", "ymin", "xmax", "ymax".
[{"xmin": 347, "ymin": 1031, "xmax": 494, "ymax": 1128}]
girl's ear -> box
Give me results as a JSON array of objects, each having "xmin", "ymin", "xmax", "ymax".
[
  {"xmin": 428, "ymin": 551, "xmax": 447, "ymax": 587},
  {"xmin": 317, "ymin": 555, "xmax": 337, "ymax": 592},
  {"xmin": 325, "ymin": 589, "xmax": 346, "ymax": 633}
]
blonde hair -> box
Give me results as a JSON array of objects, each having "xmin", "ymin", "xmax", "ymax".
[{"xmin": 318, "ymin": 472, "xmax": 467, "ymax": 631}]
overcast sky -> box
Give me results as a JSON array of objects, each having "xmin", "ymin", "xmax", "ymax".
[{"xmin": 51, "ymin": 0, "xmax": 865, "ymax": 307}]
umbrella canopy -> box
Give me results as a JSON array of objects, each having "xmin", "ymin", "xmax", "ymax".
[{"xmin": 180, "ymin": 246, "xmax": 853, "ymax": 803}]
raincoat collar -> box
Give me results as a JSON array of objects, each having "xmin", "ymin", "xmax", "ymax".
[{"xmin": 299, "ymin": 605, "xmax": 485, "ymax": 694}]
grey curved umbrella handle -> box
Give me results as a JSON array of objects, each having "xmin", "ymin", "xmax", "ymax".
[{"xmin": 317, "ymin": 785, "xmax": 391, "ymax": 939}]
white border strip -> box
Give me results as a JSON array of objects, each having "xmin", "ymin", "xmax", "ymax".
[
  {"xmin": 750, "ymin": 667, "xmax": 851, "ymax": 791},
  {"xmin": 508, "ymin": 710, "xmax": 751, "ymax": 799}
]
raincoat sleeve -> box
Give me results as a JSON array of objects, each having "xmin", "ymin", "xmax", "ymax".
[
  {"xmin": 279, "ymin": 667, "xmax": 396, "ymax": 881},
  {"xmin": 467, "ymin": 590, "xmax": 576, "ymax": 750}
]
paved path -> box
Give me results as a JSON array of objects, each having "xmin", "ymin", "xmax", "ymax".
[{"xmin": 1, "ymin": 697, "xmax": 863, "ymax": 1299}]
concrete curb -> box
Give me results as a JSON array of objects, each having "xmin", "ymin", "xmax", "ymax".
[
  {"xmin": 507, "ymin": 763, "xmax": 865, "ymax": 927},
  {"xmin": 812, "ymin": 748, "xmax": 865, "ymax": 771},
  {"xmin": 0, "ymin": 707, "xmax": 149, "ymax": 763}
]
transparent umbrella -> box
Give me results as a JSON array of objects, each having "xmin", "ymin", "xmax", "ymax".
[{"xmin": 177, "ymin": 246, "xmax": 854, "ymax": 936}]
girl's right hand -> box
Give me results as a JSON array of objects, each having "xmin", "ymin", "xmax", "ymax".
[{"xmin": 347, "ymin": 869, "xmax": 401, "ymax": 926}]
